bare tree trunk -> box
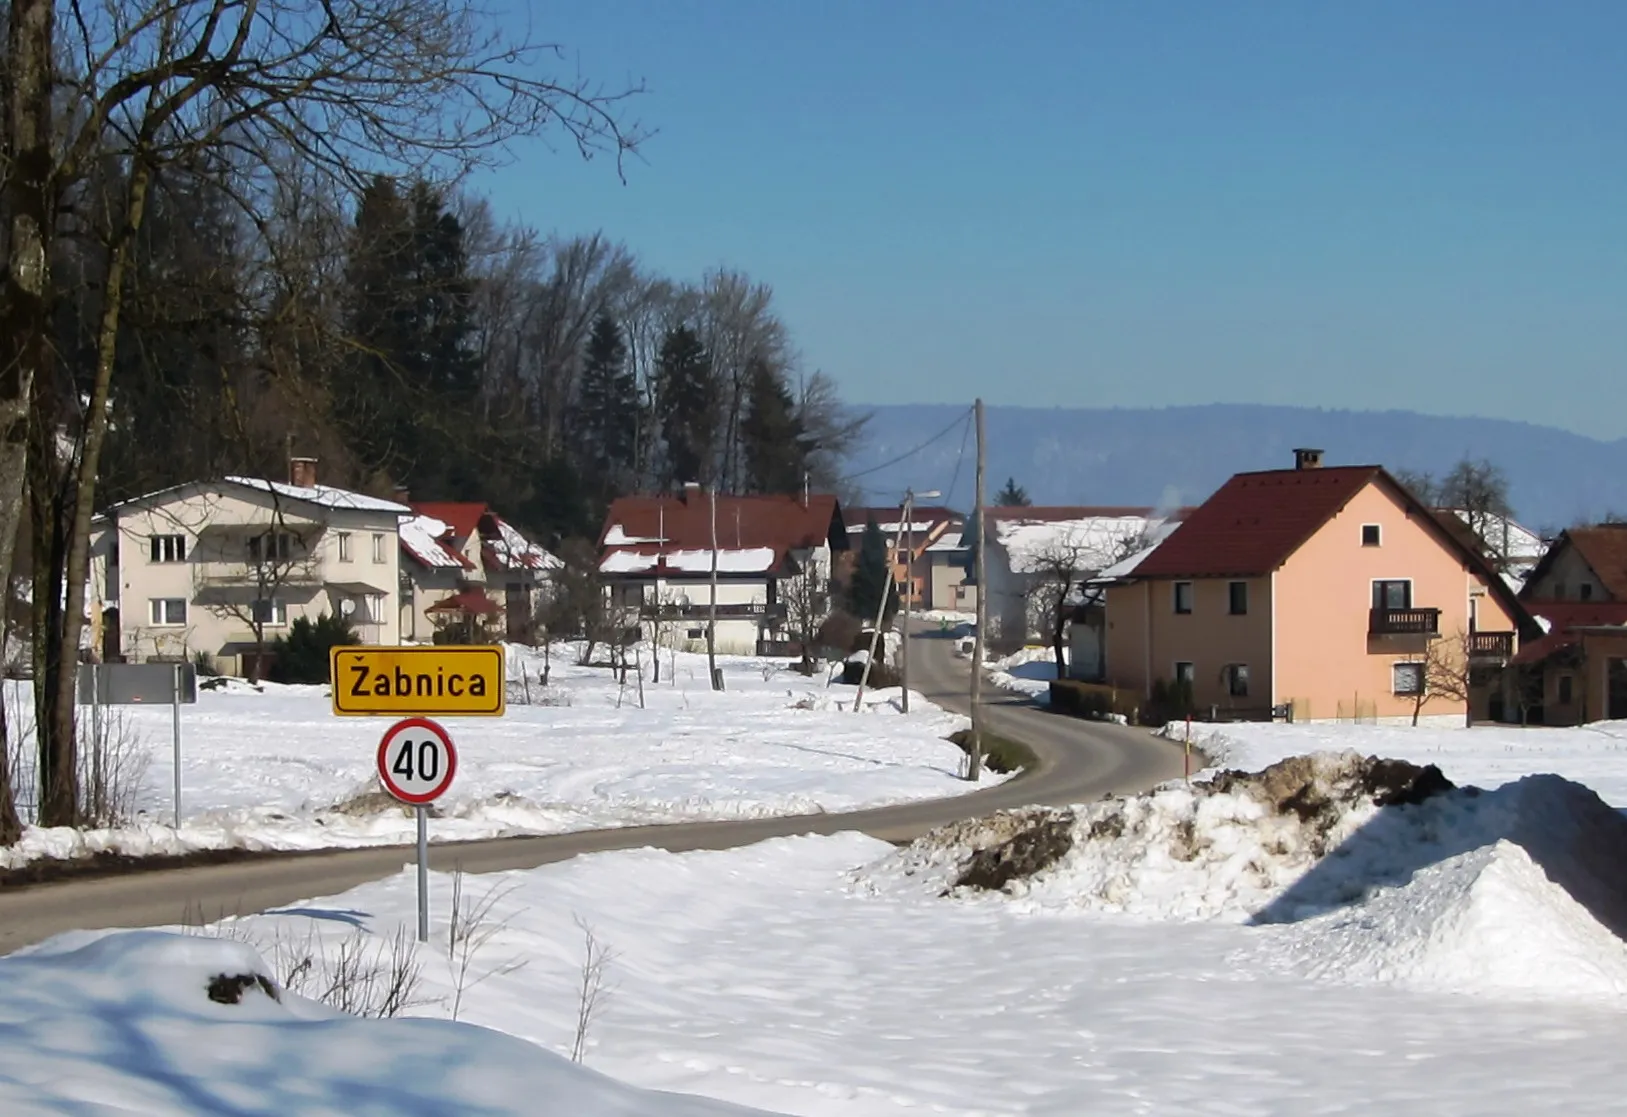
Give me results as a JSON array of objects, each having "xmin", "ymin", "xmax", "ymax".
[
  {"xmin": 49, "ymin": 162, "xmax": 155, "ymax": 796},
  {"xmin": 29, "ymin": 413, "xmax": 76, "ymax": 826},
  {"xmin": 0, "ymin": 616, "xmax": 24, "ymax": 842},
  {"xmin": 1052, "ymin": 608, "xmax": 1068, "ymax": 681}
]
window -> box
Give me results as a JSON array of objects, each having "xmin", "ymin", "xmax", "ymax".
[
  {"xmin": 248, "ymin": 532, "xmax": 294, "ymax": 562},
  {"xmin": 1559, "ymin": 675, "xmax": 1575, "ymax": 705},
  {"xmin": 149, "ymin": 598, "xmax": 187, "ymax": 626},
  {"xmin": 1225, "ymin": 664, "xmax": 1250, "ymax": 698},
  {"xmin": 1581, "ymin": 583, "xmax": 1594, "ymax": 602},
  {"xmin": 1361, "ymin": 524, "xmax": 1381, "ymax": 547},
  {"xmin": 1228, "ymin": 581, "xmax": 1248, "ymax": 616},
  {"xmin": 372, "ymin": 533, "xmax": 386, "ymax": 563},
  {"xmin": 1372, "ymin": 580, "xmax": 1412, "ymax": 610},
  {"xmin": 1174, "ymin": 661, "xmax": 1195, "ymax": 686},
  {"xmin": 687, "ymin": 627, "xmax": 705, "ymax": 640},
  {"xmin": 337, "ymin": 532, "xmax": 353, "ymax": 562},
  {"xmin": 149, "ymin": 534, "xmax": 186, "ymax": 563},
  {"xmin": 1173, "ymin": 581, "xmax": 1194, "ymax": 614},
  {"xmin": 1392, "ymin": 662, "xmax": 1425, "ymax": 696},
  {"xmin": 250, "ymin": 599, "xmax": 288, "ymax": 626}
]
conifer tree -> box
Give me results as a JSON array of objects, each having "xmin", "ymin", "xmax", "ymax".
[
  {"xmin": 578, "ymin": 312, "xmax": 640, "ymax": 494},
  {"xmin": 847, "ymin": 518, "xmax": 898, "ymax": 629},
  {"xmin": 655, "ymin": 323, "xmax": 717, "ymax": 487}
]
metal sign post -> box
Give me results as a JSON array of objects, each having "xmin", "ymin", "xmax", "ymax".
[
  {"xmin": 76, "ymin": 662, "xmax": 197, "ymax": 826},
  {"xmin": 173, "ymin": 664, "xmax": 184, "ymax": 826},
  {"xmin": 375, "ymin": 717, "xmax": 460, "ymax": 943}
]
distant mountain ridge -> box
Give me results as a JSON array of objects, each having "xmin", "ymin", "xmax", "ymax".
[{"xmin": 846, "ymin": 403, "xmax": 1625, "ymax": 532}]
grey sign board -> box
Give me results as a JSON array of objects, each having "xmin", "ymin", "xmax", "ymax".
[{"xmin": 76, "ymin": 662, "xmax": 198, "ymax": 706}]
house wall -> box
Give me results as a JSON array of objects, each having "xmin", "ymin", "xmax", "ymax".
[
  {"xmin": 1103, "ymin": 582, "xmax": 1151, "ymax": 696},
  {"xmin": 927, "ymin": 553, "xmax": 974, "ymax": 613},
  {"xmin": 400, "ymin": 565, "xmax": 464, "ymax": 642},
  {"xmin": 1274, "ymin": 480, "xmax": 1513, "ymax": 722},
  {"xmin": 99, "ymin": 484, "xmax": 401, "ymax": 675},
  {"xmin": 983, "ymin": 548, "xmax": 1031, "ymax": 649},
  {"xmin": 618, "ymin": 576, "xmax": 780, "ymax": 657},
  {"xmin": 1524, "ymin": 545, "xmax": 1609, "ymax": 602},
  {"xmin": 1139, "ymin": 576, "xmax": 1273, "ymax": 712}
]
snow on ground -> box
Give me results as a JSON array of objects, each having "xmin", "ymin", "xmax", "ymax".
[
  {"xmin": 0, "ymin": 645, "xmax": 1002, "ymax": 868},
  {"xmin": 129, "ymin": 776, "xmax": 1627, "ymax": 1116},
  {"xmin": 1170, "ymin": 717, "xmax": 1627, "ymax": 806},
  {"xmin": 0, "ymin": 930, "xmax": 764, "ymax": 1116},
  {"xmin": 986, "ymin": 645, "xmax": 1059, "ymax": 701}
]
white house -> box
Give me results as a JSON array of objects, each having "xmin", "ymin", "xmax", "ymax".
[
  {"xmin": 90, "ymin": 458, "xmax": 407, "ymax": 676},
  {"xmin": 397, "ymin": 501, "xmax": 559, "ymax": 644},
  {"xmin": 597, "ymin": 487, "xmax": 847, "ymax": 656}
]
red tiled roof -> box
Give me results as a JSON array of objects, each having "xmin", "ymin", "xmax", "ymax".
[
  {"xmin": 410, "ymin": 501, "xmax": 487, "ymax": 543},
  {"xmin": 1510, "ymin": 601, "xmax": 1627, "ymax": 665},
  {"xmin": 1556, "ymin": 527, "xmax": 1627, "ymax": 599},
  {"xmin": 1133, "ymin": 467, "xmax": 1382, "ymax": 578},
  {"xmin": 424, "ymin": 589, "xmax": 503, "ymax": 616},
  {"xmin": 599, "ymin": 492, "xmax": 845, "ymax": 577}
]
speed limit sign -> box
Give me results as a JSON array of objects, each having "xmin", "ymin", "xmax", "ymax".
[{"xmin": 376, "ymin": 717, "xmax": 458, "ymax": 805}]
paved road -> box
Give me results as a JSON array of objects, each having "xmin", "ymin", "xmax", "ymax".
[{"xmin": 0, "ymin": 633, "xmax": 1185, "ymax": 953}]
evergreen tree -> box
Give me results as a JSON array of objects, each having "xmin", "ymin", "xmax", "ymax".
[
  {"xmin": 847, "ymin": 518, "xmax": 898, "ymax": 629},
  {"xmin": 995, "ymin": 477, "xmax": 1031, "ymax": 506},
  {"xmin": 577, "ymin": 312, "xmax": 640, "ymax": 494},
  {"xmin": 656, "ymin": 323, "xmax": 717, "ymax": 487},
  {"xmin": 741, "ymin": 354, "xmax": 810, "ymax": 494}
]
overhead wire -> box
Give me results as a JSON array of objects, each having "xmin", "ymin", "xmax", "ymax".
[{"xmin": 840, "ymin": 406, "xmax": 975, "ymax": 486}]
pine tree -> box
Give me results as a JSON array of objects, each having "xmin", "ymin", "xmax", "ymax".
[
  {"xmin": 656, "ymin": 324, "xmax": 717, "ymax": 487},
  {"xmin": 847, "ymin": 518, "xmax": 898, "ymax": 629},
  {"xmin": 741, "ymin": 355, "xmax": 809, "ymax": 494},
  {"xmin": 578, "ymin": 312, "xmax": 640, "ymax": 495},
  {"xmin": 995, "ymin": 477, "xmax": 1031, "ymax": 506}
]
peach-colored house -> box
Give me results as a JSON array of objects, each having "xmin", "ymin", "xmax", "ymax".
[{"xmin": 1099, "ymin": 449, "xmax": 1535, "ymax": 723}]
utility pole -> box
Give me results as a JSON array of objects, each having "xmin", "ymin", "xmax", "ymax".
[
  {"xmin": 901, "ymin": 490, "xmax": 915, "ymax": 714},
  {"xmin": 969, "ymin": 399, "xmax": 987, "ymax": 781},
  {"xmin": 707, "ymin": 484, "xmax": 721, "ymax": 691},
  {"xmin": 854, "ymin": 512, "xmax": 911, "ymax": 711}
]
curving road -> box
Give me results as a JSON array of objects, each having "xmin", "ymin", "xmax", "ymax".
[{"xmin": 0, "ymin": 631, "xmax": 1185, "ymax": 953}]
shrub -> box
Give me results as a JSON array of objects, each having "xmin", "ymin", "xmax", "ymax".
[
  {"xmin": 817, "ymin": 610, "xmax": 864, "ymax": 657},
  {"xmin": 1048, "ymin": 679, "xmax": 1138, "ymax": 722},
  {"xmin": 268, "ymin": 613, "xmax": 358, "ymax": 684},
  {"xmin": 947, "ymin": 729, "xmax": 1036, "ymax": 774},
  {"xmin": 1142, "ymin": 676, "xmax": 1195, "ymax": 726}
]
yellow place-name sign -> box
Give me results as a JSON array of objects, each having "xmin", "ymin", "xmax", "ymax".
[{"xmin": 329, "ymin": 645, "xmax": 506, "ymax": 717}]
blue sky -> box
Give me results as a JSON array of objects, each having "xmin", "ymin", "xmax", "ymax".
[{"xmin": 473, "ymin": 1, "xmax": 1627, "ymax": 439}]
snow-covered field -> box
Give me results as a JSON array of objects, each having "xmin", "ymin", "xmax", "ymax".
[
  {"xmin": 30, "ymin": 749, "xmax": 1627, "ymax": 1116},
  {"xmin": 1, "ymin": 645, "xmax": 999, "ymax": 868},
  {"xmin": 1173, "ymin": 717, "xmax": 1627, "ymax": 806}
]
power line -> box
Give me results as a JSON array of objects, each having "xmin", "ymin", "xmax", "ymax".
[
  {"xmin": 942, "ymin": 410, "xmax": 974, "ymax": 511},
  {"xmin": 840, "ymin": 406, "xmax": 974, "ymax": 484}
]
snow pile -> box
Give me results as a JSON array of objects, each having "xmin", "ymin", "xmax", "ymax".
[
  {"xmin": 986, "ymin": 646, "xmax": 1058, "ymax": 700},
  {"xmin": 0, "ymin": 931, "xmax": 764, "ymax": 1115}
]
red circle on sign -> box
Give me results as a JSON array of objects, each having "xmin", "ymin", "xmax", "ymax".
[{"xmin": 376, "ymin": 717, "xmax": 459, "ymax": 805}]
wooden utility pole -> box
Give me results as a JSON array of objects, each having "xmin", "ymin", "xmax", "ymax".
[
  {"xmin": 707, "ymin": 485, "xmax": 721, "ymax": 690},
  {"xmin": 969, "ymin": 399, "xmax": 987, "ymax": 781},
  {"xmin": 900, "ymin": 490, "xmax": 915, "ymax": 714}
]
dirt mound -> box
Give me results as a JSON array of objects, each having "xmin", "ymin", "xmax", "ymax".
[{"xmin": 954, "ymin": 810, "xmax": 1077, "ymax": 892}]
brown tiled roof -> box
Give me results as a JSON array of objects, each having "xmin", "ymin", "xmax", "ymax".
[
  {"xmin": 1133, "ymin": 467, "xmax": 1382, "ymax": 578},
  {"xmin": 1510, "ymin": 602, "xmax": 1627, "ymax": 665},
  {"xmin": 598, "ymin": 492, "xmax": 845, "ymax": 575},
  {"xmin": 1557, "ymin": 527, "xmax": 1627, "ymax": 599}
]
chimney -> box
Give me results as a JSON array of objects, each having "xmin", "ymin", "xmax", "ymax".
[
  {"xmin": 393, "ymin": 484, "xmax": 411, "ymax": 504},
  {"xmin": 1292, "ymin": 448, "xmax": 1324, "ymax": 471},
  {"xmin": 681, "ymin": 481, "xmax": 701, "ymax": 504},
  {"xmin": 288, "ymin": 456, "xmax": 319, "ymax": 488}
]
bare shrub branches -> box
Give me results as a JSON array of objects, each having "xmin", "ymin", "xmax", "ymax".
[{"xmin": 570, "ymin": 914, "xmax": 616, "ymax": 1063}]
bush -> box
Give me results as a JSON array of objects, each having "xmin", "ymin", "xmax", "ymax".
[
  {"xmin": 947, "ymin": 729, "xmax": 1036, "ymax": 774},
  {"xmin": 268, "ymin": 613, "xmax": 359, "ymax": 684},
  {"xmin": 1143, "ymin": 676, "xmax": 1195, "ymax": 726},
  {"xmin": 1048, "ymin": 679, "xmax": 1139, "ymax": 722},
  {"xmin": 817, "ymin": 610, "xmax": 864, "ymax": 657}
]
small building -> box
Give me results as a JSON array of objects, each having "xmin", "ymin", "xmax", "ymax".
[
  {"xmin": 1507, "ymin": 525, "xmax": 1627, "ymax": 724},
  {"xmin": 1099, "ymin": 449, "xmax": 1534, "ymax": 723},
  {"xmin": 842, "ymin": 505, "xmax": 965, "ymax": 611},
  {"xmin": 397, "ymin": 502, "xmax": 559, "ymax": 644},
  {"xmin": 598, "ymin": 487, "xmax": 847, "ymax": 656},
  {"xmin": 90, "ymin": 457, "xmax": 406, "ymax": 677}
]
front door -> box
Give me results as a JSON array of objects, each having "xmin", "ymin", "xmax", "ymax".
[{"xmin": 1609, "ymin": 659, "xmax": 1627, "ymax": 720}]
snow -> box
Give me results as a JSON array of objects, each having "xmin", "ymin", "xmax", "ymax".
[
  {"xmin": 489, "ymin": 517, "xmax": 561, "ymax": 571},
  {"xmin": 0, "ymin": 930, "xmax": 761, "ymax": 1115},
  {"xmin": 225, "ymin": 475, "xmax": 410, "ymax": 514},
  {"xmin": 924, "ymin": 530, "xmax": 964, "ymax": 552},
  {"xmin": 994, "ymin": 514, "xmax": 1159, "ymax": 574},
  {"xmin": 986, "ymin": 646, "xmax": 1058, "ymax": 700},
  {"xmin": 121, "ymin": 763, "xmax": 1627, "ymax": 1115},
  {"xmin": 397, "ymin": 513, "xmax": 463, "ymax": 569},
  {"xmin": 604, "ymin": 523, "xmax": 667, "ymax": 546},
  {"xmin": 599, "ymin": 548, "xmax": 779, "ymax": 575},
  {"xmin": 0, "ymin": 647, "xmax": 1002, "ymax": 868},
  {"xmin": 1168, "ymin": 717, "xmax": 1627, "ymax": 806}
]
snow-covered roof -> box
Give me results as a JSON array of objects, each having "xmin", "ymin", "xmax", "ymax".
[
  {"xmin": 603, "ymin": 523, "xmax": 666, "ymax": 547},
  {"xmin": 927, "ymin": 531, "xmax": 965, "ymax": 553},
  {"xmin": 486, "ymin": 517, "xmax": 561, "ymax": 572},
  {"xmin": 996, "ymin": 515, "xmax": 1164, "ymax": 575},
  {"xmin": 847, "ymin": 520, "xmax": 936, "ymax": 536},
  {"xmin": 600, "ymin": 547, "xmax": 780, "ymax": 576},
  {"xmin": 1453, "ymin": 510, "xmax": 1546, "ymax": 560},
  {"xmin": 398, "ymin": 514, "xmax": 466, "ymax": 569},
  {"xmin": 225, "ymin": 476, "xmax": 409, "ymax": 514}
]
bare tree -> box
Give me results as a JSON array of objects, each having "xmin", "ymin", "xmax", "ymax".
[
  {"xmin": 781, "ymin": 552, "xmax": 832, "ymax": 675},
  {"xmin": 1023, "ymin": 523, "xmax": 1149, "ymax": 677},
  {"xmin": 193, "ymin": 504, "xmax": 322, "ymax": 683},
  {"xmin": 1409, "ymin": 631, "xmax": 1473, "ymax": 728}
]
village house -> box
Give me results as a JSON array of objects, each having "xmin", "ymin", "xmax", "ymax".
[
  {"xmin": 1095, "ymin": 449, "xmax": 1535, "ymax": 723},
  {"xmin": 89, "ymin": 457, "xmax": 406, "ymax": 676},
  {"xmin": 968, "ymin": 505, "xmax": 1182, "ymax": 653},
  {"xmin": 597, "ymin": 487, "xmax": 847, "ymax": 656},
  {"xmin": 842, "ymin": 505, "xmax": 965, "ymax": 612},
  {"xmin": 396, "ymin": 502, "xmax": 560, "ymax": 645},
  {"xmin": 1505, "ymin": 525, "xmax": 1627, "ymax": 725}
]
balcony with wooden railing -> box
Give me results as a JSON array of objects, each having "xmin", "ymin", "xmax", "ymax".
[
  {"xmin": 639, "ymin": 602, "xmax": 788, "ymax": 621},
  {"xmin": 1467, "ymin": 630, "xmax": 1516, "ymax": 660},
  {"xmin": 1369, "ymin": 607, "xmax": 1441, "ymax": 636}
]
